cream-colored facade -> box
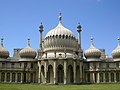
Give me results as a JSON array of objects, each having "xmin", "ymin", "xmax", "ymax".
[{"xmin": 0, "ymin": 14, "xmax": 120, "ymax": 84}]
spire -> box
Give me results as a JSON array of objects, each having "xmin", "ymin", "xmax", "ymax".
[
  {"xmin": 59, "ymin": 12, "xmax": 62, "ymax": 23},
  {"xmin": 118, "ymin": 37, "xmax": 120, "ymax": 46},
  {"xmin": 90, "ymin": 36, "xmax": 94, "ymax": 46},
  {"xmin": 39, "ymin": 22, "xmax": 44, "ymax": 32},
  {"xmin": 1, "ymin": 37, "xmax": 3, "ymax": 46},
  {"xmin": 27, "ymin": 37, "xmax": 30, "ymax": 46},
  {"xmin": 77, "ymin": 22, "xmax": 82, "ymax": 32}
]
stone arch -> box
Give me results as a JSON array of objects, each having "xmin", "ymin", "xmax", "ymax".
[
  {"xmin": 57, "ymin": 64, "xmax": 64, "ymax": 83},
  {"xmin": 47, "ymin": 65, "xmax": 54, "ymax": 83},
  {"xmin": 76, "ymin": 65, "xmax": 80, "ymax": 83},
  {"xmin": 41, "ymin": 65, "xmax": 45, "ymax": 83},
  {"xmin": 68, "ymin": 65, "xmax": 74, "ymax": 83}
]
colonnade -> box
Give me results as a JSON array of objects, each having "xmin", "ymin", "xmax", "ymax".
[{"xmin": 86, "ymin": 72, "xmax": 120, "ymax": 83}]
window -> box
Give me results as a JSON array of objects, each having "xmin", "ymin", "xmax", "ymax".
[
  {"xmin": 11, "ymin": 63, "xmax": 14, "ymax": 68},
  {"xmin": 2, "ymin": 63, "xmax": 5, "ymax": 68},
  {"xmin": 24, "ymin": 63, "xmax": 27, "ymax": 68},
  {"xmin": 31, "ymin": 63, "xmax": 33, "ymax": 69}
]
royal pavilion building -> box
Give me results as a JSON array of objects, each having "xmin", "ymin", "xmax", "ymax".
[{"xmin": 0, "ymin": 14, "xmax": 120, "ymax": 84}]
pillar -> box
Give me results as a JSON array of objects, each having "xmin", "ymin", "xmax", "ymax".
[
  {"xmin": 73, "ymin": 60, "xmax": 76, "ymax": 83},
  {"xmin": 103, "ymin": 73, "xmax": 105, "ymax": 83},
  {"xmin": 15, "ymin": 73, "xmax": 17, "ymax": 82},
  {"xmin": 80, "ymin": 62, "xmax": 82, "ymax": 82},
  {"xmin": 109, "ymin": 73, "xmax": 111, "ymax": 83},
  {"xmin": 0, "ymin": 72, "xmax": 1, "ymax": 82},
  {"xmin": 64, "ymin": 59, "xmax": 67, "ymax": 84},
  {"xmin": 44, "ymin": 61, "xmax": 47, "ymax": 83},
  {"xmin": 10, "ymin": 72, "xmax": 12, "ymax": 82},
  {"xmin": 21, "ymin": 72, "xmax": 23, "ymax": 83},
  {"xmin": 4, "ymin": 72, "xmax": 6, "ymax": 82},
  {"xmin": 38, "ymin": 61, "xmax": 41, "ymax": 83},
  {"xmin": 93, "ymin": 73, "xmax": 95, "ymax": 83},
  {"xmin": 90, "ymin": 73, "xmax": 93, "ymax": 83},
  {"xmin": 97, "ymin": 73, "xmax": 100, "ymax": 83},
  {"xmin": 54, "ymin": 60, "xmax": 57, "ymax": 84},
  {"xmin": 114, "ymin": 72, "xmax": 117, "ymax": 83}
]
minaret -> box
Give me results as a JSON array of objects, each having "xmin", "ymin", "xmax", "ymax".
[
  {"xmin": 1, "ymin": 37, "xmax": 4, "ymax": 46},
  {"xmin": 39, "ymin": 22, "xmax": 44, "ymax": 50},
  {"xmin": 77, "ymin": 22, "xmax": 82, "ymax": 49},
  {"xmin": 59, "ymin": 12, "xmax": 62, "ymax": 23},
  {"xmin": 27, "ymin": 37, "xmax": 30, "ymax": 46}
]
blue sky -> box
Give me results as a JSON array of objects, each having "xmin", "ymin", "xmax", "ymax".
[{"xmin": 0, "ymin": 0, "xmax": 120, "ymax": 57}]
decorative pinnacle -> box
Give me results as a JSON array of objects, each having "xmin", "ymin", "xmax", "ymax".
[
  {"xmin": 28, "ymin": 37, "xmax": 30, "ymax": 46},
  {"xmin": 59, "ymin": 12, "xmax": 62, "ymax": 23},
  {"xmin": 39, "ymin": 22, "xmax": 44, "ymax": 32},
  {"xmin": 1, "ymin": 37, "xmax": 3, "ymax": 46},
  {"xmin": 77, "ymin": 22, "xmax": 82, "ymax": 32},
  {"xmin": 118, "ymin": 37, "xmax": 120, "ymax": 45},
  {"xmin": 91, "ymin": 36, "xmax": 94, "ymax": 45}
]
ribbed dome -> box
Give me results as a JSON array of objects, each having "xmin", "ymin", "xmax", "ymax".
[
  {"xmin": 0, "ymin": 38, "xmax": 9, "ymax": 59},
  {"xmin": 43, "ymin": 14, "xmax": 77, "ymax": 52},
  {"xmin": 112, "ymin": 38, "xmax": 120, "ymax": 60},
  {"xmin": 19, "ymin": 38, "xmax": 36, "ymax": 59},
  {"xmin": 84, "ymin": 37, "xmax": 101, "ymax": 60},
  {"xmin": 45, "ymin": 22, "xmax": 75, "ymax": 38}
]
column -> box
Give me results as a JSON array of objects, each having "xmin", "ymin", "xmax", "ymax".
[
  {"xmin": 109, "ymin": 73, "xmax": 111, "ymax": 83},
  {"xmin": 10, "ymin": 72, "xmax": 12, "ymax": 82},
  {"xmin": 21, "ymin": 72, "xmax": 23, "ymax": 83},
  {"xmin": 54, "ymin": 60, "xmax": 57, "ymax": 84},
  {"xmin": 119, "ymin": 72, "xmax": 120, "ymax": 82},
  {"xmin": 38, "ymin": 61, "xmax": 41, "ymax": 83},
  {"xmin": 103, "ymin": 73, "xmax": 105, "ymax": 83},
  {"xmin": 114, "ymin": 72, "xmax": 117, "ymax": 83},
  {"xmin": 15, "ymin": 73, "xmax": 17, "ymax": 82},
  {"xmin": 0, "ymin": 72, "xmax": 1, "ymax": 82},
  {"xmin": 80, "ymin": 62, "xmax": 82, "ymax": 83},
  {"xmin": 73, "ymin": 60, "xmax": 76, "ymax": 83},
  {"xmin": 97, "ymin": 73, "xmax": 100, "ymax": 83},
  {"xmin": 4, "ymin": 72, "xmax": 6, "ymax": 82},
  {"xmin": 44, "ymin": 61, "xmax": 47, "ymax": 83},
  {"xmin": 93, "ymin": 73, "xmax": 95, "ymax": 83},
  {"xmin": 90, "ymin": 73, "xmax": 93, "ymax": 83},
  {"xmin": 86, "ymin": 73, "xmax": 88, "ymax": 82},
  {"xmin": 64, "ymin": 60, "xmax": 67, "ymax": 84}
]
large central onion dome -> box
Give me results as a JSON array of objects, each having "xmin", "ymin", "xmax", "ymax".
[
  {"xmin": 0, "ymin": 38, "xmax": 9, "ymax": 59},
  {"xmin": 19, "ymin": 38, "xmax": 36, "ymax": 59},
  {"xmin": 84, "ymin": 36, "xmax": 101, "ymax": 61},
  {"xmin": 112, "ymin": 38, "xmax": 120, "ymax": 61},
  {"xmin": 43, "ymin": 14, "xmax": 77, "ymax": 52}
]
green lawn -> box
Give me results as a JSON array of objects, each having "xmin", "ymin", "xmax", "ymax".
[{"xmin": 0, "ymin": 84, "xmax": 120, "ymax": 90}]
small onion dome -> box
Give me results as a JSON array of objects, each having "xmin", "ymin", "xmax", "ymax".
[
  {"xmin": 19, "ymin": 37, "xmax": 36, "ymax": 59},
  {"xmin": 112, "ymin": 38, "xmax": 120, "ymax": 61},
  {"xmin": 84, "ymin": 36, "xmax": 101, "ymax": 60},
  {"xmin": 0, "ymin": 38, "xmax": 9, "ymax": 59}
]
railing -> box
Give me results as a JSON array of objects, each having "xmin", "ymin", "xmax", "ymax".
[
  {"xmin": 0, "ymin": 67, "xmax": 37, "ymax": 71},
  {"xmin": 85, "ymin": 67, "xmax": 120, "ymax": 71}
]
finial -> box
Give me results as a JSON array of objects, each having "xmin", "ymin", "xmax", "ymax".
[
  {"xmin": 59, "ymin": 12, "xmax": 62, "ymax": 23},
  {"xmin": 1, "ymin": 37, "xmax": 3, "ymax": 46},
  {"xmin": 39, "ymin": 22, "xmax": 44, "ymax": 32},
  {"xmin": 77, "ymin": 22, "xmax": 82, "ymax": 32},
  {"xmin": 91, "ymin": 36, "xmax": 94, "ymax": 45},
  {"xmin": 27, "ymin": 37, "xmax": 30, "ymax": 46},
  {"xmin": 118, "ymin": 37, "xmax": 120, "ymax": 45}
]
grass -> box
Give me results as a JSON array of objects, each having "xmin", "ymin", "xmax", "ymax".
[{"xmin": 0, "ymin": 84, "xmax": 120, "ymax": 90}]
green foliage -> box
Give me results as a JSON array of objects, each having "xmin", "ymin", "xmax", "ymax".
[{"xmin": 0, "ymin": 84, "xmax": 120, "ymax": 90}]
